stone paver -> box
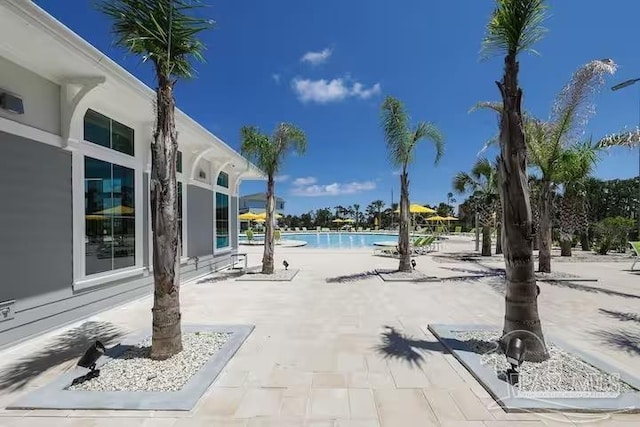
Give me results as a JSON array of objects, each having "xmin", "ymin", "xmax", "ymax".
[{"xmin": 0, "ymin": 237, "xmax": 638, "ymax": 426}]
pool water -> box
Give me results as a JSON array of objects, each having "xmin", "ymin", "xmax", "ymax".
[{"xmin": 240, "ymin": 232, "xmax": 399, "ymax": 249}]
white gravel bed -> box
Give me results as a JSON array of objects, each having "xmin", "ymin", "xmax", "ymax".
[
  {"xmin": 68, "ymin": 332, "xmax": 230, "ymax": 392},
  {"xmin": 455, "ymin": 330, "xmax": 636, "ymax": 394}
]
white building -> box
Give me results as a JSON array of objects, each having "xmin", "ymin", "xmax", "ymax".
[{"xmin": 0, "ymin": 0, "xmax": 263, "ymax": 348}]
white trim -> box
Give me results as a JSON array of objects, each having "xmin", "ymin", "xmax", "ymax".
[
  {"xmin": 73, "ymin": 267, "xmax": 145, "ymax": 291},
  {"xmin": 0, "ymin": 116, "xmax": 63, "ymax": 147},
  {"xmin": 188, "ymin": 178, "xmax": 213, "ymax": 190}
]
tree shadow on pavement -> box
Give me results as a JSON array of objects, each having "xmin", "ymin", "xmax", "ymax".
[
  {"xmin": 598, "ymin": 309, "xmax": 640, "ymax": 324},
  {"xmin": 591, "ymin": 329, "xmax": 640, "ymax": 356},
  {"xmin": 326, "ymin": 271, "xmax": 379, "ymax": 283},
  {"xmin": 544, "ymin": 280, "xmax": 640, "ymax": 300},
  {"xmin": 0, "ymin": 321, "xmax": 126, "ymax": 392}
]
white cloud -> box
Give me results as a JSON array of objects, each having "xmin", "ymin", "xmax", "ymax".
[
  {"xmin": 291, "ymin": 77, "xmax": 382, "ymax": 104},
  {"xmin": 291, "ymin": 180, "xmax": 376, "ymax": 197},
  {"xmin": 274, "ymin": 174, "xmax": 290, "ymax": 183},
  {"xmin": 292, "ymin": 176, "xmax": 317, "ymax": 186},
  {"xmin": 391, "ymin": 169, "xmax": 401, "ymax": 176},
  {"xmin": 271, "ymin": 73, "xmax": 281, "ymax": 84},
  {"xmin": 301, "ymin": 48, "xmax": 332, "ymax": 65}
]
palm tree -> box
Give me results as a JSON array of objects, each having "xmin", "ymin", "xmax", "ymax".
[
  {"xmin": 372, "ymin": 200, "xmax": 385, "ymax": 229},
  {"xmin": 98, "ymin": 0, "xmax": 212, "ymax": 359},
  {"xmin": 353, "ymin": 204, "xmax": 361, "ymax": 228},
  {"xmin": 482, "ymin": 0, "xmax": 549, "ymax": 361},
  {"xmin": 453, "ymin": 158, "xmax": 498, "ymax": 256},
  {"xmin": 446, "ymin": 192, "xmax": 456, "ymax": 206},
  {"xmin": 475, "ymin": 60, "xmax": 617, "ymax": 272},
  {"xmin": 240, "ymin": 124, "xmax": 307, "ymax": 273},
  {"xmin": 381, "ymin": 96, "xmax": 444, "ymax": 272}
]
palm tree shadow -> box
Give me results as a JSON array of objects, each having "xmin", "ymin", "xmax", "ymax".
[
  {"xmin": 544, "ymin": 280, "xmax": 640, "ymax": 300},
  {"xmin": 326, "ymin": 271, "xmax": 378, "ymax": 283},
  {"xmin": 598, "ymin": 308, "xmax": 640, "ymax": 323},
  {"xmin": 375, "ymin": 326, "xmax": 492, "ymax": 368},
  {"xmin": 591, "ymin": 329, "xmax": 640, "ymax": 356},
  {"xmin": 0, "ymin": 321, "xmax": 126, "ymax": 392}
]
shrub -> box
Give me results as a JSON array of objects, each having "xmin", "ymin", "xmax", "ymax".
[
  {"xmin": 593, "ymin": 217, "xmax": 634, "ymax": 255},
  {"xmin": 245, "ymin": 229, "xmax": 254, "ymax": 242},
  {"xmin": 274, "ymin": 229, "xmax": 281, "ymax": 242}
]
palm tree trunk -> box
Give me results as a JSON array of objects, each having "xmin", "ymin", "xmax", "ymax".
[
  {"xmin": 150, "ymin": 78, "xmax": 182, "ymax": 359},
  {"xmin": 398, "ymin": 171, "xmax": 412, "ymax": 272},
  {"xmin": 495, "ymin": 223, "xmax": 503, "ymax": 255},
  {"xmin": 497, "ymin": 53, "xmax": 548, "ymax": 362},
  {"xmin": 481, "ymin": 226, "xmax": 492, "ymax": 256},
  {"xmin": 560, "ymin": 239, "xmax": 572, "ymax": 257},
  {"xmin": 537, "ymin": 182, "xmax": 552, "ymax": 273},
  {"xmin": 262, "ymin": 176, "xmax": 276, "ymax": 274},
  {"xmin": 581, "ymin": 231, "xmax": 590, "ymax": 251}
]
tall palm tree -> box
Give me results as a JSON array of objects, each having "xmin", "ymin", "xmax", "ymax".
[
  {"xmin": 240, "ymin": 124, "xmax": 307, "ymax": 274},
  {"xmin": 353, "ymin": 204, "xmax": 361, "ymax": 228},
  {"xmin": 453, "ymin": 158, "xmax": 498, "ymax": 256},
  {"xmin": 482, "ymin": 0, "xmax": 549, "ymax": 361},
  {"xmin": 372, "ymin": 200, "xmax": 385, "ymax": 229},
  {"xmin": 474, "ymin": 60, "xmax": 617, "ymax": 272},
  {"xmin": 99, "ymin": 0, "xmax": 212, "ymax": 359},
  {"xmin": 381, "ymin": 96, "xmax": 444, "ymax": 272}
]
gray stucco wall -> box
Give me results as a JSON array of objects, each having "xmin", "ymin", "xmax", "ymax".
[
  {"xmin": 187, "ymin": 185, "xmax": 213, "ymax": 257},
  {"xmin": 0, "ymin": 131, "xmax": 72, "ymax": 308},
  {"xmin": 143, "ymin": 173, "xmax": 149, "ymax": 267}
]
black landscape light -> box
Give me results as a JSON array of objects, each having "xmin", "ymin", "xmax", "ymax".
[
  {"xmin": 283, "ymin": 260, "xmax": 289, "ymax": 270},
  {"xmin": 71, "ymin": 341, "xmax": 105, "ymax": 386},
  {"xmin": 505, "ymin": 337, "xmax": 526, "ymax": 385},
  {"xmin": 411, "ymin": 259, "xmax": 416, "ymax": 270},
  {"xmin": 78, "ymin": 341, "xmax": 105, "ymax": 371}
]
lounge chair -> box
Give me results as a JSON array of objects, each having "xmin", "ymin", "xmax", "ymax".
[
  {"xmin": 302, "ymin": 227, "xmax": 307, "ymax": 231},
  {"xmin": 630, "ymin": 241, "xmax": 640, "ymax": 270},
  {"xmin": 454, "ymin": 226, "xmax": 462, "ymax": 234},
  {"xmin": 316, "ymin": 226, "xmax": 321, "ymax": 231},
  {"xmin": 294, "ymin": 227, "xmax": 300, "ymax": 232},
  {"xmin": 364, "ymin": 228, "xmax": 371, "ymax": 232},
  {"xmin": 357, "ymin": 227, "xmax": 363, "ymax": 232}
]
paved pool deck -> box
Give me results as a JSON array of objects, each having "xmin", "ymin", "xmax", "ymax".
[{"xmin": 0, "ymin": 236, "xmax": 638, "ymax": 426}]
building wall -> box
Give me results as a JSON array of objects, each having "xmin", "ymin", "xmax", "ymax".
[
  {"xmin": 240, "ymin": 198, "xmax": 285, "ymax": 212},
  {"xmin": 187, "ymin": 185, "xmax": 214, "ymax": 257},
  {"xmin": 230, "ymin": 196, "xmax": 239, "ymax": 249},
  {"xmin": 0, "ymin": 56, "xmax": 60, "ymax": 135}
]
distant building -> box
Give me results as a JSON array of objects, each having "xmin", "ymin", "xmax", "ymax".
[{"xmin": 239, "ymin": 193, "xmax": 285, "ymax": 215}]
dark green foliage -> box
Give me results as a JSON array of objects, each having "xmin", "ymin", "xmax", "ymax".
[{"xmin": 594, "ymin": 217, "xmax": 635, "ymax": 255}]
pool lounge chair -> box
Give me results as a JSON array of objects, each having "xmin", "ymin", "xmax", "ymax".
[
  {"xmin": 374, "ymin": 236, "xmax": 428, "ymax": 257},
  {"xmin": 316, "ymin": 226, "xmax": 321, "ymax": 231},
  {"xmin": 364, "ymin": 228, "xmax": 371, "ymax": 232},
  {"xmin": 630, "ymin": 241, "xmax": 640, "ymax": 271},
  {"xmin": 294, "ymin": 227, "xmax": 300, "ymax": 232},
  {"xmin": 454, "ymin": 226, "xmax": 462, "ymax": 234},
  {"xmin": 302, "ymin": 227, "xmax": 307, "ymax": 231}
]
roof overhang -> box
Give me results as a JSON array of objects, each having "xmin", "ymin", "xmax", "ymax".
[{"xmin": 0, "ymin": 0, "xmax": 264, "ymax": 181}]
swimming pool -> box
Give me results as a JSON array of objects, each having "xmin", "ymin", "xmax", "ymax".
[{"xmin": 239, "ymin": 232, "xmax": 399, "ymax": 249}]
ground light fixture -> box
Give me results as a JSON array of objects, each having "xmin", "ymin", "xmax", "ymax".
[
  {"xmin": 71, "ymin": 341, "xmax": 106, "ymax": 386},
  {"xmin": 505, "ymin": 337, "xmax": 526, "ymax": 385},
  {"xmin": 283, "ymin": 260, "xmax": 289, "ymax": 270},
  {"xmin": 411, "ymin": 259, "xmax": 416, "ymax": 270}
]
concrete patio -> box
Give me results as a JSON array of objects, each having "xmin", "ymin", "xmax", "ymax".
[{"xmin": 0, "ymin": 236, "xmax": 638, "ymax": 426}]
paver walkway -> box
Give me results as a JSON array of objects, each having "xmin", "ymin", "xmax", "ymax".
[{"xmin": 0, "ymin": 236, "xmax": 638, "ymax": 426}]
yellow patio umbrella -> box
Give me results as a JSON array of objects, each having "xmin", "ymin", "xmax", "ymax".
[
  {"xmin": 426, "ymin": 215, "xmax": 447, "ymax": 221},
  {"xmin": 331, "ymin": 218, "xmax": 344, "ymax": 223},
  {"xmin": 238, "ymin": 212, "xmax": 260, "ymax": 221},
  {"xmin": 394, "ymin": 204, "xmax": 436, "ymax": 214},
  {"xmin": 256, "ymin": 212, "xmax": 283, "ymax": 219},
  {"xmin": 343, "ymin": 218, "xmax": 355, "ymax": 223},
  {"xmin": 94, "ymin": 205, "xmax": 135, "ymax": 215},
  {"xmin": 442, "ymin": 216, "xmax": 459, "ymax": 221},
  {"xmin": 254, "ymin": 218, "xmax": 266, "ymax": 223}
]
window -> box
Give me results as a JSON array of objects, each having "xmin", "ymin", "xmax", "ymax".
[
  {"xmin": 215, "ymin": 192, "xmax": 229, "ymax": 249},
  {"xmin": 84, "ymin": 109, "xmax": 134, "ymax": 156},
  {"xmin": 178, "ymin": 182, "xmax": 183, "ymax": 255},
  {"xmin": 177, "ymin": 151, "xmax": 183, "ymax": 173},
  {"xmin": 217, "ymin": 171, "xmax": 229, "ymax": 188},
  {"xmin": 85, "ymin": 157, "xmax": 135, "ymax": 275}
]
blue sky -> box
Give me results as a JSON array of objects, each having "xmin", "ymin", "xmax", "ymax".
[{"xmin": 36, "ymin": 0, "xmax": 640, "ymax": 215}]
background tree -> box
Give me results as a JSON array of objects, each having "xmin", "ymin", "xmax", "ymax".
[
  {"xmin": 453, "ymin": 158, "xmax": 499, "ymax": 256},
  {"xmin": 353, "ymin": 204, "xmax": 361, "ymax": 228},
  {"xmin": 241, "ymin": 124, "xmax": 306, "ymax": 273},
  {"xmin": 446, "ymin": 192, "xmax": 456, "ymax": 206},
  {"xmin": 482, "ymin": 0, "xmax": 549, "ymax": 361},
  {"xmin": 381, "ymin": 96, "xmax": 444, "ymax": 272},
  {"xmin": 99, "ymin": 0, "xmax": 212, "ymax": 359},
  {"xmin": 372, "ymin": 200, "xmax": 385, "ymax": 229}
]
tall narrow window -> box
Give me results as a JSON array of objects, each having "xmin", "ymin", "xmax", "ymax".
[
  {"xmin": 178, "ymin": 182, "xmax": 183, "ymax": 255},
  {"xmin": 85, "ymin": 157, "xmax": 135, "ymax": 275},
  {"xmin": 177, "ymin": 151, "xmax": 183, "ymax": 173},
  {"xmin": 217, "ymin": 171, "xmax": 229, "ymax": 188},
  {"xmin": 215, "ymin": 192, "xmax": 229, "ymax": 249}
]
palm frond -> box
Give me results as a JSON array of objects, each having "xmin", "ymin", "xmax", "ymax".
[
  {"xmin": 481, "ymin": 0, "xmax": 548, "ymax": 58},
  {"xmin": 596, "ymin": 128, "xmax": 640, "ymax": 148},
  {"xmin": 469, "ymin": 101, "xmax": 503, "ymax": 115},
  {"xmin": 549, "ymin": 59, "xmax": 617, "ymax": 150},
  {"xmin": 471, "ymin": 158, "xmax": 494, "ymax": 180},
  {"xmin": 453, "ymin": 172, "xmax": 474, "ymax": 194},
  {"xmin": 240, "ymin": 126, "xmax": 275, "ymax": 174},
  {"xmin": 381, "ymin": 96, "xmax": 410, "ymax": 168},
  {"xmin": 97, "ymin": 0, "xmax": 213, "ymax": 80},
  {"xmin": 412, "ymin": 121, "xmax": 445, "ymax": 164},
  {"xmin": 275, "ymin": 123, "xmax": 307, "ymax": 156}
]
